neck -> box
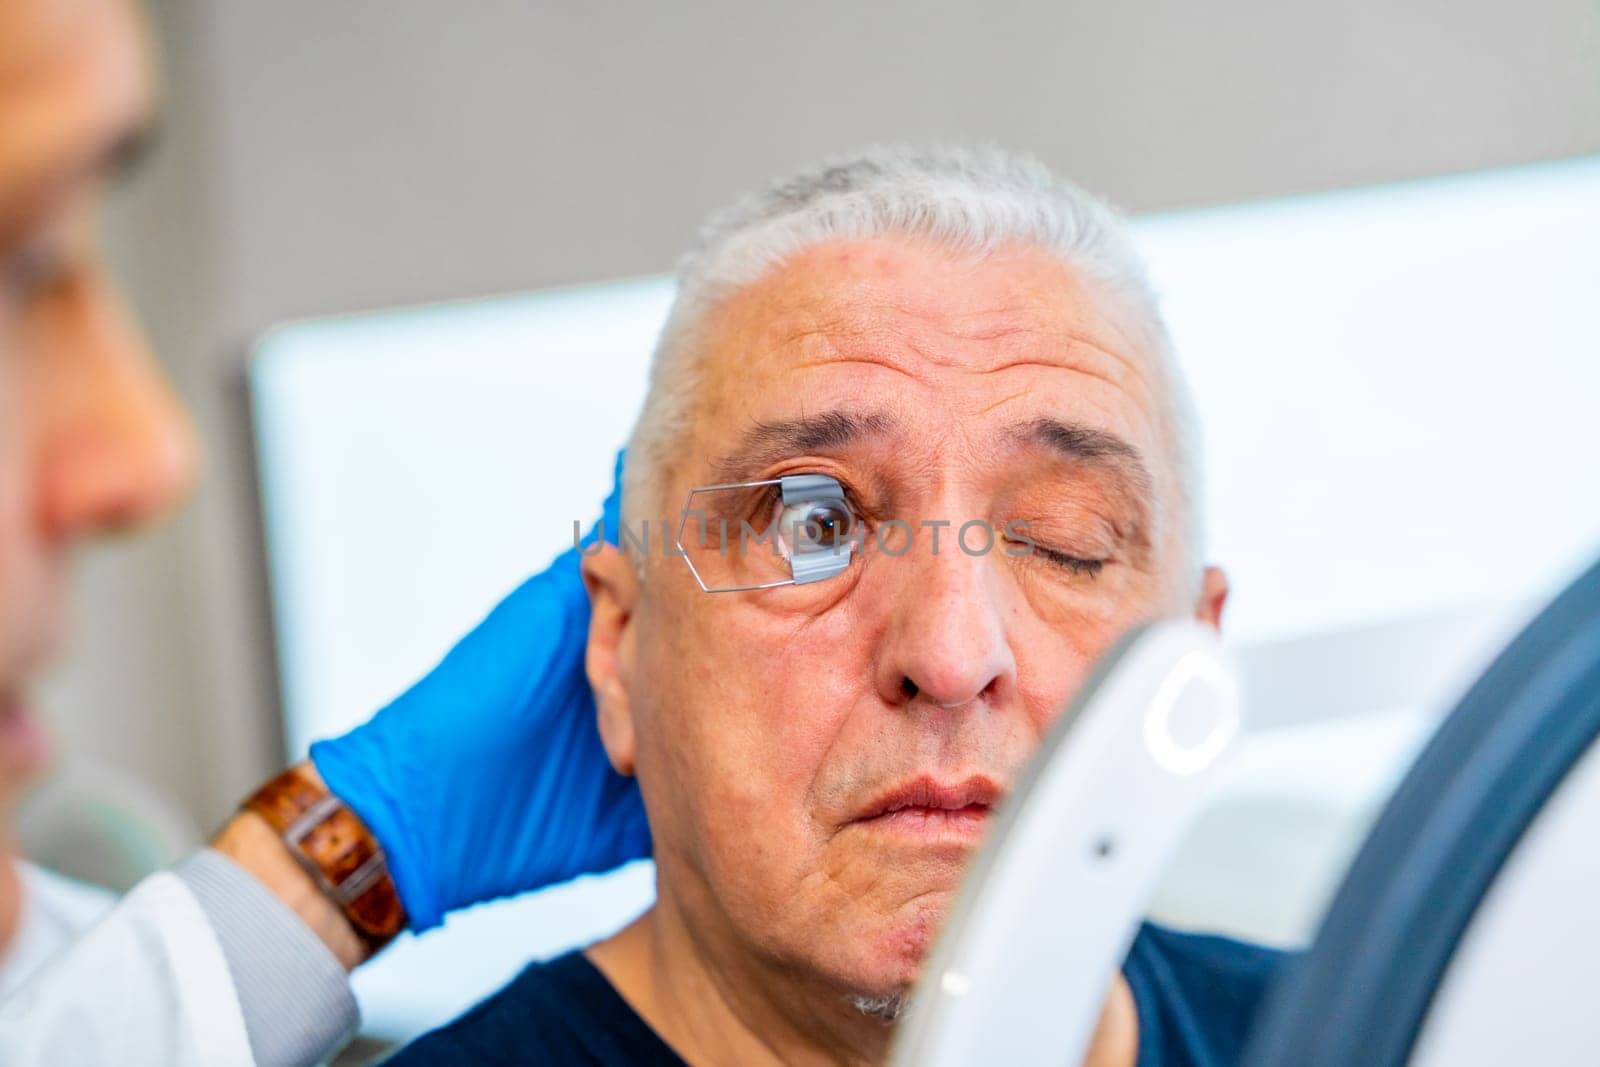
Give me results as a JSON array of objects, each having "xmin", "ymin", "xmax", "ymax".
[
  {"xmin": 588, "ymin": 888, "xmax": 894, "ymax": 1067},
  {"xmin": 586, "ymin": 877, "xmax": 1139, "ymax": 1067}
]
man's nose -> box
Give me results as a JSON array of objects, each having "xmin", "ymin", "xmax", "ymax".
[
  {"xmin": 33, "ymin": 272, "xmax": 199, "ymax": 539},
  {"xmin": 873, "ymin": 528, "xmax": 1016, "ymax": 710}
]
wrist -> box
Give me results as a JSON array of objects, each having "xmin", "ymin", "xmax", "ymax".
[
  {"xmin": 212, "ymin": 789, "xmax": 368, "ymax": 971},
  {"xmin": 217, "ymin": 760, "xmax": 408, "ymax": 970}
]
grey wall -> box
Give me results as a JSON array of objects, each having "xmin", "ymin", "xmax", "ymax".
[{"xmin": 59, "ymin": 0, "xmax": 1600, "ymax": 827}]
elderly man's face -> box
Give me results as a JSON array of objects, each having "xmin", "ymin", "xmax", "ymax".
[{"xmin": 589, "ymin": 234, "xmax": 1218, "ymax": 1008}]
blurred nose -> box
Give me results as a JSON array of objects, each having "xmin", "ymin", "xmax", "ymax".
[
  {"xmin": 33, "ymin": 269, "xmax": 199, "ymax": 539},
  {"xmin": 874, "ymin": 527, "xmax": 1016, "ymax": 710}
]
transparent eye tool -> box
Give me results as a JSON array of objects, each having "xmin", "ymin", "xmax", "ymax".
[{"xmin": 676, "ymin": 473, "xmax": 857, "ymax": 593}]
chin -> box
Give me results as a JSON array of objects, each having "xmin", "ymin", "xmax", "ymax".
[
  {"xmin": 837, "ymin": 938, "xmax": 921, "ymax": 1025},
  {"xmin": 848, "ymin": 988, "xmax": 910, "ymax": 1022},
  {"xmin": 823, "ymin": 891, "xmax": 951, "ymax": 1008}
]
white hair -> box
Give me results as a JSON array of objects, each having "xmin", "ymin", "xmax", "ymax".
[
  {"xmin": 848, "ymin": 990, "xmax": 907, "ymax": 1022},
  {"xmin": 623, "ymin": 144, "xmax": 1205, "ymax": 583}
]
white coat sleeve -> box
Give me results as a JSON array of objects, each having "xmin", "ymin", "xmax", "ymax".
[{"xmin": 0, "ymin": 869, "xmax": 255, "ymax": 1065}]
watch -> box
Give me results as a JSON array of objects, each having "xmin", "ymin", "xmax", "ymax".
[{"xmin": 243, "ymin": 765, "xmax": 408, "ymax": 952}]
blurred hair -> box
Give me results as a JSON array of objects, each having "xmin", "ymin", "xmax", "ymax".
[{"xmin": 623, "ymin": 144, "xmax": 1205, "ymax": 584}]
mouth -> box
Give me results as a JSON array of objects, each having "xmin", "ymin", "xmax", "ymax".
[
  {"xmin": 0, "ymin": 688, "xmax": 50, "ymax": 780},
  {"xmin": 852, "ymin": 774, "xmax": 1003, "ymax": 841}
]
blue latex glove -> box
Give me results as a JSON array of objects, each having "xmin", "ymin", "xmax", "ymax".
[{"xmin": 310, "ymin": 451, "xmax": 650, "ymax": 931}]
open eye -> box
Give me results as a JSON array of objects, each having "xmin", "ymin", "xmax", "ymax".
[{"xmin": 778, "ymin": 498, "xmax": 855, "ymax": 554}]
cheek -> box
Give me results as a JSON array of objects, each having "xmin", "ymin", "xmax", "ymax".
[
  {"xmin": 985, "ymin": 575, "xmax": 1156, "ymax": 751},
  {"xmin": 0, "ymin": 385, "xmax": 34, "ymax": 674},
  {"xmin": 711, "ymin": 606, "xmax": 865, "ymax": 814},
  {"xmin": 636, "ymin": 587, "xmax": 872, "ymax": 878},
  {"xmin": 1011, "ymin": 560, "xmax": 1144, "ymax": 638}
]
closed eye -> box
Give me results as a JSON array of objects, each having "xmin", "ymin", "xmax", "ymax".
[{"xmin": 1033, "ymin": 546, "xmax": 1106, "ymax": 578}]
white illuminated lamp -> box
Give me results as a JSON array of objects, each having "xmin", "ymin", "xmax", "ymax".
[
  {"xmin": 1143, "ymin": 649, "xmax": 1241, "ymax": 776},
  {"xmin": 890, "ymin": 620, "xmax": 1241, "ymax": 1067}
]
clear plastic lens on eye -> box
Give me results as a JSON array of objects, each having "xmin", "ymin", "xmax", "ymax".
[{"xmin": 676, "ymin": 473, "xmax": 857, "ymax": 593}]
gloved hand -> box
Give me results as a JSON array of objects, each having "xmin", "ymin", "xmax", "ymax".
[{"xmin": 310, "ymin": 450, "xmax": 650, "ymax": 931}]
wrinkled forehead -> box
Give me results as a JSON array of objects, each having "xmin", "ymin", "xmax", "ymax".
[{"xmin": 687, "ymin": 236, "xmax": 1171, "ymax": 509}]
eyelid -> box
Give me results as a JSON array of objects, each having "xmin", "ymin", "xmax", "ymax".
[
  {"xmin": 1032, "ymin": 545, "xmax": 1108, "ymax": 577},
  {"xmin": 765, "ymin": 473, "xmax": 869, "ymax": 519},
  {"xmin": 757, "ymin": 465, "xmax": 871, "ymax": 511},
  {"xmin": 808, "ymin": 474, "xmax": 873, "ymax": 524},
  {"xmin": 1002, "ymin": 522, "xmax": 1109, "ymax": 573}
]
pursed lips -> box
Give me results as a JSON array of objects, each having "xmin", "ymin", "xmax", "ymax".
[{"xmin": 851, "ymin": 774, "xmax": 1004, "ymax": 841}]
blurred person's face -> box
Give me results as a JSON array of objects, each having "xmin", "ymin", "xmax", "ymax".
[
  {"xmin": 0, "ymin": 0, "xmax": 196, "ymax": 821},
  {"xmin": 587, "ymin": 234, "xmax": 1227, "ymax": 1030}
]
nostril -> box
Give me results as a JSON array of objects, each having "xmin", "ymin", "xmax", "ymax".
[{"xmin": 900, "ymin": 677, "xmax": 919, "ymax": 700}]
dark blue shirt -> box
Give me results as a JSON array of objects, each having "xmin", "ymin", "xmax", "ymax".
[{"xmin": 387, "ymin": 922, "xmax": 1287, "ymax": 1065}]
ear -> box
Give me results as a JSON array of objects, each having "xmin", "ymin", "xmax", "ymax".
[
  {"xmin": 582, "ymin": 544, "xmax": 642, "ymax": 776},
  {"xmin": 1192, "ymin": 565, "xmax": 1229, "ymax": 631}
]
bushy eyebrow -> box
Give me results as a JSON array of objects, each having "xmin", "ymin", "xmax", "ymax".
[
  {"xmin": 1017, "ymin": 415, "xmax": 1148, "ymax": 472},
  {"xmin": 709, "ymin": 409, "xmax": 898, "ymax": 485},
  {"xmin": 1013, "ymin": 414, "xmax": 1154, "ymax": 503}
]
